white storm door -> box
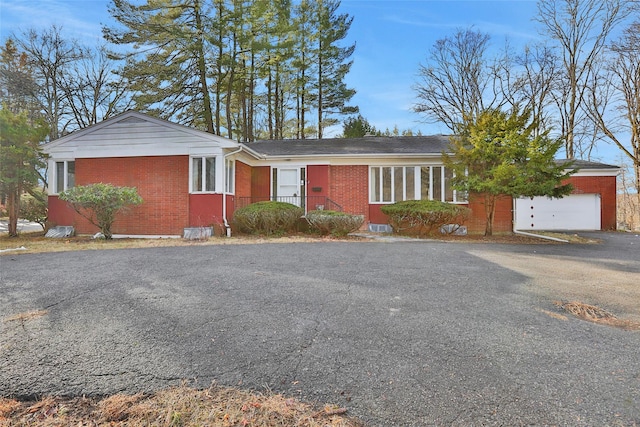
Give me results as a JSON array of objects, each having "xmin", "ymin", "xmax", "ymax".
[{"xmin": 278, "ymin": 168, "xmax": 302, "ymax": 206}]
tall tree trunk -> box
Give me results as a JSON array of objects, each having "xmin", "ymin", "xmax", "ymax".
[
  {"xmin": 267, "ymin": 67, "xmax": 273, "ymax": 139},
  {"xmin": 214, "ymin": 0, "xmax": 224, "ymax": 135},
  {"xmin": 240, "ymin": 58, "xmax": 247, "ymax": 142},
  {"xmin": 484, "ymin": 194, "xmax": 496, "ymax": 236},
  {"xmin": 275, "ymin": 64, "xmax": 281, "ymax": 139},
  {"xmin": 300, "ymin": 54, "xmax": 306, "ymax": 139},
  {"xmin": 248, "ymin": 51, "xmax": 255, "ymax": 142},
  {"xmin": 226, "ymin": 36, "xmax": 237, "ymax": 140},
  {"xmin": 194, "ymin": 0, "xmax": 214, "ymax": 134},
  {"xmin": 7, "ymin": 189, "xmax": 19, "ymax": 237},
  {"xmin": 317, "ymin": 48, "xmax": 323, "ymax": 139}
]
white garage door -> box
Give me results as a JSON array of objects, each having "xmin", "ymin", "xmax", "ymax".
[{"xmin": 515, "ymin": 194, "xmax": 601, "ymax": 230}]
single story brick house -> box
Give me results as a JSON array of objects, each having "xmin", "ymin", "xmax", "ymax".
[{"xmin": 44, "ymin": 111, "xmax": 619, "ymax": 236}]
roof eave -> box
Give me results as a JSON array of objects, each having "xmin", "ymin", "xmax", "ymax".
[{"xmin": 251, "ymin": 152, "xmax": 448, "ymax": 160}]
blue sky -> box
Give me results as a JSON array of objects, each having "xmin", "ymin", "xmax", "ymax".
[{"xmin": 0, "ymin": 0, "xmax": 624, "ymax": 163}]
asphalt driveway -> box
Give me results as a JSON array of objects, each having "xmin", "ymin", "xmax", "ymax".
[{"xmin": 1, "ymin": 234, "xmax": 639, "ymax": 426}]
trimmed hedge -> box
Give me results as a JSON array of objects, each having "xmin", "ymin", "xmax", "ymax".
[
  {"xmin": 232, "ymin": 201, "xmax": 303, "ymax": 235},
  {"xmin": 380, "ymin": 200, "xmax": 471, "ymax": 236},
  {"xmin": 305, "ymin": 210, "xmax": 365, "ymax": 236}
]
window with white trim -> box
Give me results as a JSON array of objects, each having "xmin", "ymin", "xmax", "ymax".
[
  {"xmin": 369, "ymin": 165, "xmax": 467, "ymax": 203},
  {"xmin": 191, "ymin": 156, "xmax": 216, "ymax": 192},
  {"xmin": 225, "ymin": 158, "xmax": 235, "ymax": 193},
  {"xmin": 54, "ymin": 160, "xmax": 75, "ymax": 193}
]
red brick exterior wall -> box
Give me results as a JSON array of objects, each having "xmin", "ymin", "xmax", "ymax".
[
  {"xmin": 307, "ymin": 165, "xmax": 329, "ymax": 199},
  {"xmin": 368, "ymin": 204, "xmax": 388, "ymax": 224},
  {"xmin": 47, "ymin": 195, "xmax": 76, "ymax": 226},
  {"xmin": 235, "ymin": 161, "xmax": 252, "ymax": 199},
  {"xmin": 228, "ymin": 161, "xmax": 254, "ymax": 218},
  {"xmin": 58, "ymin": 156, "xmax": 190, "ymax": 235},
  {"xmin": 251, "ymin": 166, "xmax": 271, "ymax": 199},
  {"xmin": 189, "ymin": 194, "xmax": 224, "ymax": 227},
  {"xmin": 329, "ymin": 165, "xmax": 369, "ymax": 224},
  {"xmin": 466, "ymin": 194, "xmax": 514, "ymax": 234},
  {"xmin": 568, "ymin": 175, "xmax": 617, "ymax": 230}
]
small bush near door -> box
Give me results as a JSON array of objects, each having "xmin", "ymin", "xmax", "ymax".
[
  {"xmin": 232, "ymin": 201, "xmax": 303, "ymax": 235},
  {"xmin": 306, "ymin": 210, "xmax": 364, "ymax": 236},
  {"xmin": 381, "ymin": 200, "xmax": 471, "ymax": 237}
]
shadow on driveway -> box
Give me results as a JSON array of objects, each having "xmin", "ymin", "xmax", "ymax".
[{"xmin": 1, "ymin": 238, "xmax": 639, "ymax": 426}]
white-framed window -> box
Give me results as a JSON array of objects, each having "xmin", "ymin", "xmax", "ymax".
[
  {"xmin": 225, "ymin": 158, "xmax": 235, "ymax": 193},
  {"xmin": 191, "ymin": 156, "xmax": 216, "ymax": 192},
  {"xmin": 369, "ymin": 165, "xmax": 467, "ymax": 204},
  {"xmin": 54, "ymin": 160, "xmax": 75, "ymax": 194}
]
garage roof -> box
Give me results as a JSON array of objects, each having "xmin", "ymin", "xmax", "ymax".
[{"xmin": 555, "ymin": 159, "xmax": 620, "ymax": 170}]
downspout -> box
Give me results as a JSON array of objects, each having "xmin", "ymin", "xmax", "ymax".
[{"xmin": 223, "ymin": 146, "xmax": 244, "ymax": 237}]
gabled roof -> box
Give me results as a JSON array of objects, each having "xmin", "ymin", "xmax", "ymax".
[
  {"xmin": 43, "ymin": 110, "xmax": 238, "ymax": 157},
  {"xmin": 241, "ymin": 135, "xmax": 452, "ymax": 158}
]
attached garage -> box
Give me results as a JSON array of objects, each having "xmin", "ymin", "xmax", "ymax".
[{"xmin": 515, "ymin": 194, "xmax": 601, "ymax": 231}]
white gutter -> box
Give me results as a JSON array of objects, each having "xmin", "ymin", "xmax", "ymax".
[
  {"xmin": 239, "ymin": 143, "xmax": 267, "ymax": 160},
  {"xmin": 250, "ymin": 152, "xmax": 446, "ymax": 160},
  {"xmin": 222, "ymin": 146, "xmax": 244, "ymax": 237}
]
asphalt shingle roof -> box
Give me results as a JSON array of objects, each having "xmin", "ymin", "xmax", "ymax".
[
  {"xmin": 555, "ymin": 159, "xmax": 620, "ymax": 169},
  {"xmin": 241, "ymin": 136, "xmax": 620, "ymax": 170},
  {"xmin": 241, "ymin": 135, "xmax": 452, "ymax": 156}
]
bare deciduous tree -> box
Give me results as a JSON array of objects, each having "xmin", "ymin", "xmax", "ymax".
[
  {"xmin": 513, "ymin": 44, "xmax": 560, "ymax": 136},
  {"xmin": 586, "ymin": 21, "xmax": 639, "ymax": 193},
  {"xmin": 13, "ymin": 26, "xmax": 84, "ymax": 140},
  {"xmin": 535, "ymin": 0, "xmax": 631, "ymax": 159},
  {"xmin": 60, "ymin": 46, "xmax": 132, "ymax": 129},
  {"xmin": 414, "ymin": 28, "xmax": 501, "ymax": 132}
]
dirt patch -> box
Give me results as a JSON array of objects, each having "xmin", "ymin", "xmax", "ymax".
[
  {"xmin": 0, "ymin": 384, "xmax": 363, "ymax": 427},
  {"xmin": 554, "ymin": 301, "xmax": 640, "ymax": 331}
]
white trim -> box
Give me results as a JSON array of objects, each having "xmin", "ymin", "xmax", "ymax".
[
  {"xmin": 235, "ymin": 150, "xmax": 443, "ymax": 167},
  {"xmin": 570, "ymin": 169, "xmax": 619, "ymax": 177},
  {"xmin": 368, "ymin": 164, "xmax": 467, "ymax": 204},
  {"xmin": 225, "ymin": 158, "xmax": 235, "ymax": 194},
  {"xmin": 43, "ymin": 111, "xmax": 238, "ymax": 151},
  {"xmin": 189, "ymin": 156, "xmax": 218, "ymax": 193},
  {"xmin": 50, "ymin": 159, "xmax": 75, "ymax": 195}
]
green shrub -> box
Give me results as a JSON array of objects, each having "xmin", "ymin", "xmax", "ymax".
[
  {"xmin": 60, "ymin": 183, "xmax": 143, "ymax": 239},
  {"xmin": 20, "ymin": 190, "xmax": 47, "ymax": 230},
  {"xmin": 232, "ymin": 201, "xmax": 303, "ymax": 235},
  {"xmin": 305, "ymin": 210, "xmax": 364, "ymax": 236},
  {"xmin": 380, "ymin": 200, "xmax": 471, "ymax": 236}
]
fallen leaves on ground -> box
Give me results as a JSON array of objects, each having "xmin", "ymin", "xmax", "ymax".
[{"xmin": 554, "ymin": 301, "xmax": 640, "ymax": 330}]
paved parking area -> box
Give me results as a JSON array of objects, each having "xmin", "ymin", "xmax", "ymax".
[
  {"xmin": 0, "ymin": 220, "xmax": 43, "ymax": 234},
  {"xmin": 1, "ymin": 234, "xmax": 639, "ymax": 426}
]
